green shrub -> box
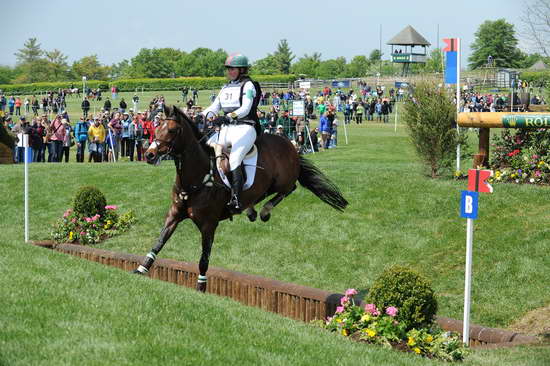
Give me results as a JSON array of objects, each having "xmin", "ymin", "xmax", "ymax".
[
  {"xmin": 366, "ymin": 265, "xmax": 438, "ymax": 331},
  {"xmin": 402, "ymin": 81, "xmax": 469, "ymax": 178},
  {"xmin": 73, "ymin": 186, "xmax": 107, "ymax": 218},
  {"xmin": 0, "ymin": 75, "xmax": 297, "ymax": 95}
]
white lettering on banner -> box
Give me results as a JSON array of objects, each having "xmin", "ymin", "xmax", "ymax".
[{"xmin": 465, "ymin": 196, "xmax": 473, "ymax": 214}]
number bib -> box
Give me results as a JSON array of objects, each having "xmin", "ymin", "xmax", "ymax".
[{"xmin": 219, "ymin": 85, "xmax": 242, "ymax": 111}]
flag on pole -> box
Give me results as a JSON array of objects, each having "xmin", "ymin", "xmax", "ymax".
[{"xmin": 444, "ymin": 38, "xmax": 458, "ymax": 84}]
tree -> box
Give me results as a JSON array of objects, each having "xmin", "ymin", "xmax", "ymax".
[
  {"xmin": 423, "ymin": 48, "xmax": 444, "ymax": 73},
  {"xmin": 44, "ymin": 49, "xmax": 70, "ymax": 81},
  {"xmin": 130, "ymin": 48, "xmax": 182, "ymax": 78},
  {"xmin": 289, "ymin": 53, "xmax": 322, "ymax": 77},
  {"xmin": 273, "ymin": 39, "xmax": 294, "ymax": 74},
  {"xmin": 369, "ymin": 49, "xmax": 382, "ymax": 63},
  {"xmin": 0, "ymin": 66, "xmax": 17, "ymax": 84},
  {"xmin": 175, "ymin": 48, "xmax": 226, "ymax": 77},
  {"xmin": 71, "ymin": 55, "xmax": 110, "ymax": 80},
  {"xmin": 520, "ymin": 0, "xmax": 550, "ymax": 57},
  {"xmin": 252, "ymin": 54, "xmax": 279, "ymax": 75},
  {"xmin": 468, "ymin": 19, "xmax": 525, "ymax": 69},
  {"xmin": 110, "ymin": 59, "xmax": 132, "ymax": 79},
  {"xmin": 317, "ymin": 57, "xmax": 347, "ymax": 79},
  {"xmin": 345, "ymin": 55, "xmax": 370, "ymax": 77},
  {"xmin": 14, "ymin": 38, "xmax": 43, "ymax": 65}
]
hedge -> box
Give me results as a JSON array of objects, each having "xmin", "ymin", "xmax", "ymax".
[
  {"xmin": 0, "ymin": 75, "xmax": 297, "ymax": 95},
  {"xmin": 519, "ymin": 71, "xmax": 550, "ymax": 87}
]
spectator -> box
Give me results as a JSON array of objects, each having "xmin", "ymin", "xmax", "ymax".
[
  {"xmin": 49, "ymin": 116, "xmax": 65, "ymax": 162},
  {"xmin": 132, "ymin": 94, "xmax": 139, "ymax": 111},
  {"xmin": 119, "ymin": 98, "xmax": 127, "ymax": 114},
  {"xmin": 31, "ymin": 117, "xmax": 45, "ymax": 162},
  {"xmin": 61, "ymin": 119, "xmax": 73, "ymax": 163},
  {"xmin": 309, "ymin": 127, "xmax": 319, "ymax": 152},
  {"xmin": 81, "ymin": 97, "xmax": 90, "ymax": 118},
  {"xmin": 88, "ymin": 118, "xmax": 105, "ymax": 163},
  {"xmin": 382, "ymin": 100, "xmax": 390, "ymax": 123},
  {"xmin": 107, "ymin": 112, "xmax": 122, "ymax": 161},
  {"xmin": 319, "ymin": 112, "xmax": 330, "ymax": 149},
  {"xmin": 8, "ymin": 96, "xmax": 15, "ymax": 115},
  {"xmin": 31, "ymin": 96, "xmax": 39, "ymax": 116},
  {"xmin": 24, "ymin": 97, "xmax": 30, "ymax": 114},
  {"xmin": 128, "ymin": 115, "xmax": 143, "ymax": 161},
  {"xmin": 121, "ymin": 112, "xmax": 131, "ymax": 158},
  {"xmin": 104, "ymin": 98, "xmax": 112, "ymax": 113},
  {"xmin": 74, "ymin": 117, "xmax": 89, "ymax": 163},
  {"xmin": 12, "ymin": 116, "xmax": 31, "ymax": 163}
]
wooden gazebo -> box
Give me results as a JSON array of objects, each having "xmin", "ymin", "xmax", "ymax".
[{"xmin": 387, "ymin": 25, "xmax": 431, "ymax": 76}]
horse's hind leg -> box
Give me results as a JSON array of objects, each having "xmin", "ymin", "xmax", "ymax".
[
  {"xmin": 260, "ymin": 185, "xmax": 297, "ymax": 222},
  {"xmin": 133, "ymin": 204, "xmax": 185, "ymax": 275}
]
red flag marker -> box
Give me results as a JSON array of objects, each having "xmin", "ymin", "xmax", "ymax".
[
  {"xmin": 443, "ymin": 38, "xmax": 457, "ymax": 52},
  {"xmin": 467, "ymin": 169, "xmax": 493, "ymax": 193}
]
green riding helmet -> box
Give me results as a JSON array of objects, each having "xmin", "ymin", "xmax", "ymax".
[{"xmin": 224, "ymin": 53, "xmax": 251, "ymax": 68}]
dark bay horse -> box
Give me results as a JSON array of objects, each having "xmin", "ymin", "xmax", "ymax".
[{"xmin": 134, "ymin": 105, "xmax": 348, "ymax": 292}]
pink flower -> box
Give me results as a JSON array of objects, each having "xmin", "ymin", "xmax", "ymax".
[
  {"xmin": 340, "ymin": 296, "xmax": 349, "ymax": 306},
  {"xmin": 386, "ymin": 306, "xmax": 398, "ymax": 317},
  {"xmin": 80, "ymin": 231, "xmax": 85, "ymax": 235},
  {"xmin": 345, "ymin": 288, "xmax": 358, "ymax": 297},
  {"xmin": 105, "ymin": 205, "xmax": 118, "ymax": 210},
  {"xmin": 71, "ymin": 218, "xmax": 77, "ymax": 223},
  {"xmin": 92, "ymin": 214, "xmax": 100, "ymax": 221},
  {"xmin": 326, "ymin": 316, "xmax": 333, "ymax": 324},
  {"xmin": 335, "ymin": 306, "xmax": 344, "ymax": 314},
  {"xmin": 63, "ymin": 209, "xmax": 72, "ymax": 218},
  {"xmin": 365, "ymin": 303, "xmax": 380, "ymax": 316},
  {"xmin": 85, "ymin": 217, "xmax": 93, "ymax": 223}
]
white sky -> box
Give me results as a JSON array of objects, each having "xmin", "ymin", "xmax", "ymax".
[{"xmin": 2, "ymin": 0, "xmax": 525, "ymax": 67}]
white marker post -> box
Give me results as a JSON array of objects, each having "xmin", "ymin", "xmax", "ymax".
[
  {"xmin": 460, "ymin": 169, "xmax": 493, "ymax": 345},
  {"xmin": 394, "ymin": 101, "xmax": 398, "ymax": 132},
  {"xmin": 23, "ymin": 133, "xmax": 30, "ymax": 242},
  {"xmin": 456, "ymin": 38, "xmax": 461, "ymax": 173}
]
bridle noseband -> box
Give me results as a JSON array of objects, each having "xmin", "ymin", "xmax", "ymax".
[{"xmin": 152, "ymin": 119, "xmax": 183, "ymax": 158}]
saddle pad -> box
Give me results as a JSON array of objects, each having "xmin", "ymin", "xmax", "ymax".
[{"xmin": 217, "ymin": 146, "xmax": 258, "ymax": 191}]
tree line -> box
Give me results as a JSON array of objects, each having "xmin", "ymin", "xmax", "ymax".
[{"xmin": 1, "ymin": 16, "xmax": 548, "ymax": 85}]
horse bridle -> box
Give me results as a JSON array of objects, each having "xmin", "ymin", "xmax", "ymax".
[{"xmin": 151, "ymin": 119, "xmax": 183, "ymax": 158}]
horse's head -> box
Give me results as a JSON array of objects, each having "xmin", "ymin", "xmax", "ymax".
[{"xmin": 145, "ymin": 105, "xmax": 185, "ymax": 165}]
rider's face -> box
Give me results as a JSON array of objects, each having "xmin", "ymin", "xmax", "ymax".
[{"xmin": 226, "ymin": 67, "xmax": 240, "ymax": 81}]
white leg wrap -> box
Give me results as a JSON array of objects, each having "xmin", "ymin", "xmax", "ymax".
[
  {"xmin": 146, "ymin": 252, "xmax": 157, "ymax": 260},
  {"xmin": 136, "ymin": 265, "xmax": 149, "ymax": 274},
  {"xmin": 197, "ymin": 275, "xmax": 208, "ymax": 283}
]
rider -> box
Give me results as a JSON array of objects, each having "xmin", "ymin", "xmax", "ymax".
[{"xmin": 201, "ymin": 53, "xmax": 261, "ymax": 212}]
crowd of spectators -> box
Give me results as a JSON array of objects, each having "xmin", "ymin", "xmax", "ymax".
[{"xmin": 1, "ymin": 81, "xmax": 399, "ymax": 163}]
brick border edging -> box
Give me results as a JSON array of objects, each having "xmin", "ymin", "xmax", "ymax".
[{"xmin": 33, "ymin": 241, "xmax": 540, "ymax": 348}]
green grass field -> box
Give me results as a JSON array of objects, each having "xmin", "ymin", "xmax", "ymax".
[{"xmin": 1, "ymin": 91, "xmax": 549, "ymax": 365}]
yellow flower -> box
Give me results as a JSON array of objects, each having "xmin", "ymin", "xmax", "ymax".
[
  {"xmin": 335, "ymin": 318, "xmax": 343, "ymax": 323},
  {"xmin": 407, "ymin": 337, "xmax": 416, "ymax": 346},
  {"xmin": 426, "ymin": 335, "xmax": 433, "ymax": 343},
  {"xmin": 104, "ymin": 224, "xmax": 109, "ymax": 229},
  {"xmin": 366, "ymin": 329, "xmax": 376, "ymax": 338},
  {"xmin": 69, "ymin": 231, "xmax": 73, "ymax": 241},
  {"xmin": 360, "ymin": 314, "xmax": 371, "ymax": 323},
  {"xmin": 413, "ymin": 347, "xmax": 421, "ymax": 354},
  {"xmin": 341, "ymin": 329, "xmax": 348, "ymax": 336}
]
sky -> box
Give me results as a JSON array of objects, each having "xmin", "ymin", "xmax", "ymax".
[{"xmin": 2, "ymin": 0, "xmax": 526, "ymax": 67}]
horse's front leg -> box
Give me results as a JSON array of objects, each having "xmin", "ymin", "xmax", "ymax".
[
  {"xmin": 196, "ymin": 222, "xmax": 218, "ymax": 292},
  {"xmin": 133, "ymin": 204, "xmax": 186, "ymax": 275}
]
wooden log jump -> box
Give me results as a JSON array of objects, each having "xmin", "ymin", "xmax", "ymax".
[{"xmin": 457, "ymin": 112, "xmax": 550, "ymax": 168}]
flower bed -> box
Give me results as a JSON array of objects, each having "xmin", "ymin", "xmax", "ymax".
[
  {"xmin": 319, "ymin": 289, "xmax": 468, "ymax": 362},
  {"xmin": 51, "ymin": 205, "xmax": 136, "ymax": 245},
  {"xmin": 490, "ymin": 129, "xmax": 550, "ymax": 185}
]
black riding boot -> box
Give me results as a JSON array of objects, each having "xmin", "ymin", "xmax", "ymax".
[{"xmin": 228, "ymin": 167, "xmax": 243, "ymax": 212}]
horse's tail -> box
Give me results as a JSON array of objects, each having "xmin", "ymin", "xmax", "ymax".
[{"xmin": 298, "ymin": 156, "xmax": 348, "ymax": 211}]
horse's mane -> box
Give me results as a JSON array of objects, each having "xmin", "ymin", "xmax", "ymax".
[{"xmin": 163, "ymin": 105, "xmax": 212, "ymax": 153}]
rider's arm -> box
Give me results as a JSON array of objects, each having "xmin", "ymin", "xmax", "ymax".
[
  {"xmin": 202, "ymin": 92, "xmax": 222, "ymax": 118},
  {"xmin": 229, "ymin": 81, "xmax": 256, "ymax": 120}
]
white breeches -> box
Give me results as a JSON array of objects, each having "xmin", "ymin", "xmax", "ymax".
[{"xmin": 207, "ymin": 124, "xmax": 256, "ymax": 171}]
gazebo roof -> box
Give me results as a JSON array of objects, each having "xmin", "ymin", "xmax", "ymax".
[
  {"xmin": 529, "ymin": 60, "xmax": 549, "ymax": 71},
  {"xmin": 387, "ymin": 25, "xmax": 431, "ymax": 46}
]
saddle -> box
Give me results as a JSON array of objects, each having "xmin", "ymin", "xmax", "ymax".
[
  {"xmin": 214, "ymin": 144, "xmax": 259, "ymax": 191},
  {"xmin": 216, "ymin": 144, "xmax": 257, "ymax": 177}
]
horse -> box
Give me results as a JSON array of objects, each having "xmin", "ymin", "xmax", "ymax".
[{"xmin": 133, "ymin": 105, "xmax": 348, "ymax": 292}]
